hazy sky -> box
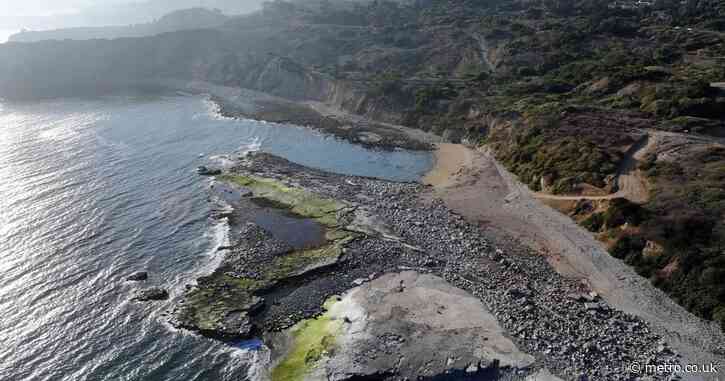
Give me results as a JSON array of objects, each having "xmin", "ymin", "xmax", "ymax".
[
  {"xmin": 0, "ymin": 0, "xmax": 264, "ymax": 29},
  {"xmin": 0, "ymin": 0, "xmax": 265, "ymax": 17},
  {"xmin": 0, "ymin": 1, "xmax": 126, "ymax": 17}
]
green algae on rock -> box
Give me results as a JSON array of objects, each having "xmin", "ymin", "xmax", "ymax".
[
  {"xmin": 266, "ymin": 238, "xmax": 353, "ymax": 281},
  {"xmin": 218, "ymin": 174, "xmax": 350, "ymax": 227},
  {"xmin": 173, "ymin": 239, "xmax": 354, "ymax": 339},
  {"xmin": 173, "ymin": 268, "xmax": 264, "ymax": 339},
  {"xmin": 172, "ymin": 174, "xmax": 360, "ymax": 340},
  {"xmin": 270, "ymin": 298, "xmax": 343, "ymax": 381}
]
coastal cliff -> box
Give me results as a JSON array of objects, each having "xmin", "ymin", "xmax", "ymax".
[
  {"xmin": 2, "ymin": 0, "xmax": 722, "ymax": 335},
  {"xmin": 2, "ymin": 0, "xmax": 725, "ymax": 378}
]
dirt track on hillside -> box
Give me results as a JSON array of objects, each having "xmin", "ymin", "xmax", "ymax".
[
  {"xmin": 534, "ymin": 134, "xmax": 654, "ymax": 204},
  {"xmin": 425, "ymin": 144, "xmax": 725, "ymax": 381}
]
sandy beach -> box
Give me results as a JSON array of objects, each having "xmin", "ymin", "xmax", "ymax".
[{"xmin": 422, "ymin": 143, "xmax": 474, "ymax": 188}]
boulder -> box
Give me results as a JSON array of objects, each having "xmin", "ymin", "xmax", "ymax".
[
  {"xmin": 642, "ymin": 240, "xmax": 664, "ymax": 258},
  {"xmin": 133, "ymin": 288, "xmax": 169, "ymax": 302},
  {"xmin": 197, "ymin": 166, "xmax": 222, "ymax": 176},
  {"xmin": 584, "ymin": 302, "xmax": 608, "ymax": 312},
  {"xmin": 583, "ymin": 77, "xmax": 612, "ymax": 95},
  {"xmin": 616, "ymin": 82, "xmax": 646, "ymax": 98},
  {"xmin": 126, "ymin": 271, "xmax": 148, "ymax": 281}
]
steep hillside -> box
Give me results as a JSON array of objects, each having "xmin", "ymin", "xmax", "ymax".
[{"xmin": 0, "ymin": 0, "xmax": 724, "ymax": 332}]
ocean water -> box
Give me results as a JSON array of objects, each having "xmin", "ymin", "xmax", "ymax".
[{"xmin": 0, "ymin": 95, "xmax": 432, "ymax": 381}]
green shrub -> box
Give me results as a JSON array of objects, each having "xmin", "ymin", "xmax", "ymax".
[
  {"xmin": 699, "ymin": 268, "xmax": 725, "ymax": 285},
  {"xmin": 603, "ymin": 198, "xmax": 648, "ymax": 227},
  {"xmin": 646, "ymin": 161, "xmax": 684, "ymax": 178},
  {"xmin": 581, "ymin": 213, "xmax": 605, "ymax": 232},
  {"xmin": 414, "ymin": 86, "xmax": 457, "ymax": 111},
  {"xmin": 611, "ymin": 235, "xmax": 646, "ymax": 260},
  {"xmin": 653, "ymin": 45, "xmax": 682, "ymax": 64},
  {"xmin": 714, "ymin": 306, "xmax": 725, "ymax": 330},
  {"xmin": 517, "ymin": 66, "xmax": 538, "ymax": 77},
  {"xmin": 369, "ymin": 72, "xmax": 403, "ymax": 96}
]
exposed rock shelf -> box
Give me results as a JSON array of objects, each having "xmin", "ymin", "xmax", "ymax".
[
  {"xmin": 271, "ymin": 271, "xmax": 536, "ymax": 381},
  {"xmin": 168, "ymin": 152, "xmax": 679, "ymax": 381}
]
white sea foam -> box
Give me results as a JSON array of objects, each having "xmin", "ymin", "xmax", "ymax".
[
  {"xmin": 201, "ymin": 95, "xmax": 236, "ymax": 121},
  {"xmin": 200, "ymin": 219, "xmax": 230, "ymax": 271},
  {"xmin": 241, "ymin": 345, "xmax": 272, "ymax": 381},
  {"xmin": 208, "ymin": 138, "xmax": 262, "ymax": 169},
  {"xmin": 241, "ymin": 137, "xmax": 262, "ymax": 155}
]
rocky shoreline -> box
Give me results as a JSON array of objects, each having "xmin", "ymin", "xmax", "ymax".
[
  {"xmin": 162, "ymin": 79, "xmax": 438, "ymax": 151},
  {"xmin": 168, "ymin": 152, "xmax": 679, "ymax": 381},
  {"xmin": 210, "ymin": 94, "xmax": 433, "ymax": 152}
]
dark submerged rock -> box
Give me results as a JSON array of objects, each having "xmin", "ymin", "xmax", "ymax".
[
  {"xmin": 133, "ymin": 288, "xmax": 169, "ymax": 302},
  {"xmin": 126, "ymin": 271, "xmax": 148, "ymax": 281},
  {"xmin": 196, "ymin": 166, "xmax": 222, "ymax": 176}
]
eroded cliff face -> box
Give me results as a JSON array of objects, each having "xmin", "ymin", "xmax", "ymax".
[
  {"xmin": 0, "ymin": 0, "xmax": 489, "ymax": 123},
  {"xmin": 231, "ymin": 59, "xmax": 421, "ymax": 126},
  {"xmin": 251, "ymin": 57, "xmax": 328, "ymax": 101},
  {"xmin": 4, "ymin": 0, "xmax": 725, "ymax": 365},
  {"xmin": 325, "ymin": 79, "xmax": 411, "ymax": 124}
]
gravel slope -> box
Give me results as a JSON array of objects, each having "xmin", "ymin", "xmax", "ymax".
[{"xmin": 427, "ymin": 144, "xmax": 725, "ymax": 380}]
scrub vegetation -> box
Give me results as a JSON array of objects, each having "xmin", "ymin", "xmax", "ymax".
[{"xmin": 0, "ymin": 0, "xmax": 723, "ymax": 331}]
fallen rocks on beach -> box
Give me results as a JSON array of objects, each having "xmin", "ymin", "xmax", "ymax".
[{"xmin": 168, "ymin": 152, "xmax": 680, "ymax": 380}]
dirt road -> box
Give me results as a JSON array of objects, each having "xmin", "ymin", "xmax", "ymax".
[{"xmin": 534, "ymin": 135, "xmax": 653, "ymax": 204}]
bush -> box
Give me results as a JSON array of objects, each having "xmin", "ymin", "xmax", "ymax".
[
  {"xmin": 653, "ymin": 45, "xmax": 682, "ymax": 64},
  {"xmin": 370, "ymin": 72, "xmax": 403, "ymax": 96},
  {"xmin": 414, "ymin": 86, "xmax": 457, "ymax": 111},
  {"xmin": 646, "ymin": 161, "xmax": 684, "ymax": 178},
  {"xmin": 703, "ymin": 19, "xmax": 725, "ymax": 31},
  {"xmin": 714, "ymin": 306, "xmax": 725, "ymax": 330},
  {"xmin": 700, "ymin": 268, "xmax": 725, "ymax": 285},
  {"xmin": 582, "ymin": 213, "xmax": 604, "ymax": 232},
  {"xmin": 596, "ymin": 17, "xmax": 639, "ymax": 36},
  {"xmin": 517, "ymin": 66, "xmax": 538, "ymax": 77},
  {"xmin": 611, "ymin": 235, "xmax": 646, "ymax": 260},
  {"xmin": 603, "ymin": 198, "xmax": 649, "ymax": 227},
  {"xmin": 552, "ymin": 177, "xmax": 577, "ymax": 194}
]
